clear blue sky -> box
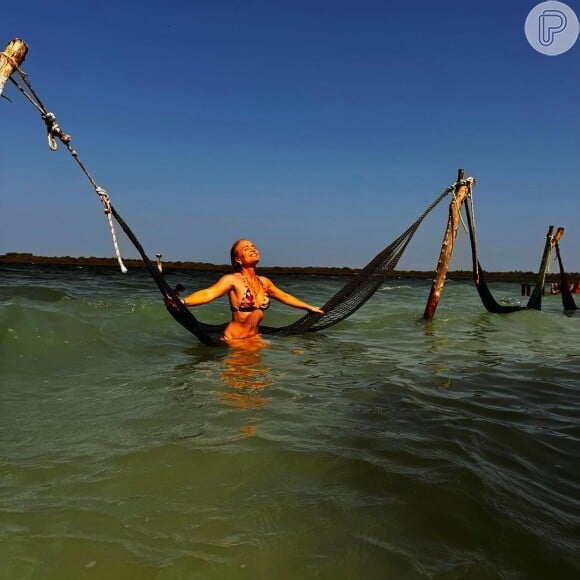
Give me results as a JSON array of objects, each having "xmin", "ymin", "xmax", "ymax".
[{"xmin": 2, "ymin": 0, "xmax": 579, "ymax": 271}]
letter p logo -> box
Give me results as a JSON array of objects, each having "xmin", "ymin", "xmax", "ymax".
[
  {"xmin": 525, "ymin": 1, "xmax": 579, "ymax": 55},
  {"xmin": 539, "ymin": 9, "xmax": 567, "ymax": 46}
]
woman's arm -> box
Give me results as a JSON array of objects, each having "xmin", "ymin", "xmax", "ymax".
[
  {"xmin": 180, "ymin": 274, "xmax": 236, "ymax": 307},
  {"xmin": 262, "ymin": 277, "xmax": 324, "ymax": 314}
]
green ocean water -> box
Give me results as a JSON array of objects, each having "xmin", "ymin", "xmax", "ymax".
[{"xmin": 1, "ymin": 264, "xmax": 579, "ymax": 579}]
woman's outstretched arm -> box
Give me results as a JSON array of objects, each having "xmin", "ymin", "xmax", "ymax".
[
  {"xmin": 180, "ymin": 274, "xmax": 236, "ymax": 307},
  {"xmin": 262, "ymin": 277, "xmax": 324, "ymax": 314}
]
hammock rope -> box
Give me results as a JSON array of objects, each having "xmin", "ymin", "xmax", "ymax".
[
  {"xmin": 554, "ymin": 242, "xmax": 578, "ymax": 311},
  {"xmin": 9, "ymin": 73, "xmax": 128, "ymax": 273},
  {"xmin": 263, "ymin": 183, "xmax": 457, "ymax": 336},
  {"xmin": 463, "ymin": 197, "xmax": 526, "ymax": 314},
  {"xmin": 9, "ymin": 64, "xmax": 454, "ymax": 344},
  {"xmin": 96, "ymin": 187, "xmax": 128, "ymax": 273}
]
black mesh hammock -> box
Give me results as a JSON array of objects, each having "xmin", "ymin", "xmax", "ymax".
[
  {"xmin": 463, "ymin": 199, "xmax": 526, "ymax": 314},
  {"xmin": 6, "ymin": 65, "xmax": 453, "ymax": 342},
  {"xmin": 464, "ymin": 200, "xmax": 577, "ymax": 314},
  {"xmin": 111, "ymin": 185, "xmax": 455, "ymax": 345}
]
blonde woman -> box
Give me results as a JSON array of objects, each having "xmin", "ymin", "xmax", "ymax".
[{"xmin": 167, "ymin": 239, "xmax": 324, "ymax": 342}]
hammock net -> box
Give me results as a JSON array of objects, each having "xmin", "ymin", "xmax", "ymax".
[
  {"xmin": 463, "ymin": 201, "xmax": 525, "ymax": 314},
  {"xmin": 6, "ymin": 61, "xmax": 457, "ymax": 342},
  {"xmin": 464, "ymin": 200, "xmax": 577, "ymax": 314},
  {"xmin": 113, "ymin": 185, "xmax": 454, "ymax": 344}
]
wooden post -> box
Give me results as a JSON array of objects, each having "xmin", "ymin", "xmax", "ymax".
[
  {"xmin": 553, "ymin": 231, "xmax": 578, "ymax": 311},
  {"xmin": 0, "ymin": 38, "xmax": 28, "ymax": 97},
  {"xmin": 527, "ymin": 226, "xmax": 562, "ymax": 310},
  {"xmin": 423, "ymin": 169, "xmax": 475, "ymax": 319}
]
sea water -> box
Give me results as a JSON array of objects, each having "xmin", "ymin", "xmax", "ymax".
[{"xmin": 1, "ymin": 264, "xmax": 579, "ymax": 579}]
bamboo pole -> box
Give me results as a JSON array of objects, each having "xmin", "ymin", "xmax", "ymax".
[
  {"xmin": 423, "ymin": 169, "xmax": 474, "ymax": 319},
  {"xmin": 0, "ymin": 38, "xmax": 28, "ymax": 97},
  {"xmin": 527, "ymin": 226, "xmax": 563, "ymax": 310}
]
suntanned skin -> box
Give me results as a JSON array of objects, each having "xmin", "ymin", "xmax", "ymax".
[{"xmin": 172, "ymin": 240, "xmax": 324, "ymax": 342}]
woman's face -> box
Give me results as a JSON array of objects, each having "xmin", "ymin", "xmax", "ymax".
[{"xmin": 234, "ymin": 240, "xmax": 260, "ymax": 267}]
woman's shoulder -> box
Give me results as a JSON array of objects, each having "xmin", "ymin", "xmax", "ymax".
[
  {"xmin": 213, "ymin": 272, "xmax": 239, "ymax": 288},
  {"xmin": 222, "ymin": 272, "xmax": 248, "ymax": 286},
  {"xmin": 259, "ymin": 275, "xmax": 275, "ymax": 288}
]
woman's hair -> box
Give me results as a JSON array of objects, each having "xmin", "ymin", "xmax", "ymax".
[{"xmin": 230, "ymin": 239, "xmax": 244, "ymax": 271}]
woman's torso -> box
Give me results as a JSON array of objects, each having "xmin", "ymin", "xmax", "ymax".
[{"xmin": 225, "ymin": 274, "xmax": 270, "ymax": 340}]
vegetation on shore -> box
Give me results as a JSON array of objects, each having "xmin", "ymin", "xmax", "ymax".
[{"xmin": 2, "ymin": 253, "xmax": 576, "ymax": 283}]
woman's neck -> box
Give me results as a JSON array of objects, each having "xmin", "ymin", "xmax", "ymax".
[{"xmin": 240, "ymin": 266, "xmax": 258, "ymax": 279}]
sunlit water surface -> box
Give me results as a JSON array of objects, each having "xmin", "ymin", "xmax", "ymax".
[{"xmin": 1, "ymin": 265, "xmax": 579, "ymax": 579}]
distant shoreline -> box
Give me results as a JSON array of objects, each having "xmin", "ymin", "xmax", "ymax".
[{"xmin": 1, "ymin": 253, "xmax": 576, "ymax": 283}]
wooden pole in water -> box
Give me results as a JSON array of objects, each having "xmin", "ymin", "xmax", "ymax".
[
  {"xmin": 553, "ymin": 230, "xmax": 577, "ymax": 311},
  {"xmin": 423, "ymin": 169, "xmax": 474, "ymax": 319},
  {"xmin": 527, "ymin": 226, "xmax": 563, "ymax": 310},
  {"xmin": 0, "ymin": 38, "xmax": 28, "ymax": 97}
]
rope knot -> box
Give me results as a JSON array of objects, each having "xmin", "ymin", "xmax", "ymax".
[
  {"xmin": 42, "ymin": 111, "xmax": 71, "ymax": 150},
  {"xmin": 94, "ymin": 185, "xmax": 128, "ymax": 274},
  {"xmin": 95, "ymin": 186, "xmax": 111, "ymax": 214}
]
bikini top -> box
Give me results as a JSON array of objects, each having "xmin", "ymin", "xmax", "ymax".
[{"xmin": 231, "ymin": 275, "xmax": 270, "ymax": 312}]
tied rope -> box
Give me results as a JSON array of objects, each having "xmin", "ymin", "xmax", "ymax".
[
  {"xmin": 452, "ymin": 178, "xmax": 475, "ymax": 236},
  {"xmin": 42, "ymin": 111, "xmax": 71, "ymax": 151},
  {"xmin": 452, "ymin": 178, "xmax": 478, "ymax": 279},
  {"xmin": 547, "ymin": 231, "xmax": 555, "ymax": 274},
  {"xmin": 8, "ymin": 68, "xmax": 128, "ymax": 274},
  {"xmin": 96, "ymin": 187, "xmax": 128, "ymax": 273}
]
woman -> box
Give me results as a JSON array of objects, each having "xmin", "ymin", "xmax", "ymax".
[{"xmin": 167, "ymin": 239, "xmax": 324, "ymax": 342}]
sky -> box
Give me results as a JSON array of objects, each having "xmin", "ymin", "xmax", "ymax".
[{"xmin": 2, "ymin": 0, "xmax": 579, "ymax": 271}]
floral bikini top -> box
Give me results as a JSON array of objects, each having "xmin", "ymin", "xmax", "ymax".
[{"xmin": 231, "ymin": 276, "xmax": 271, "ymax": 312}]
